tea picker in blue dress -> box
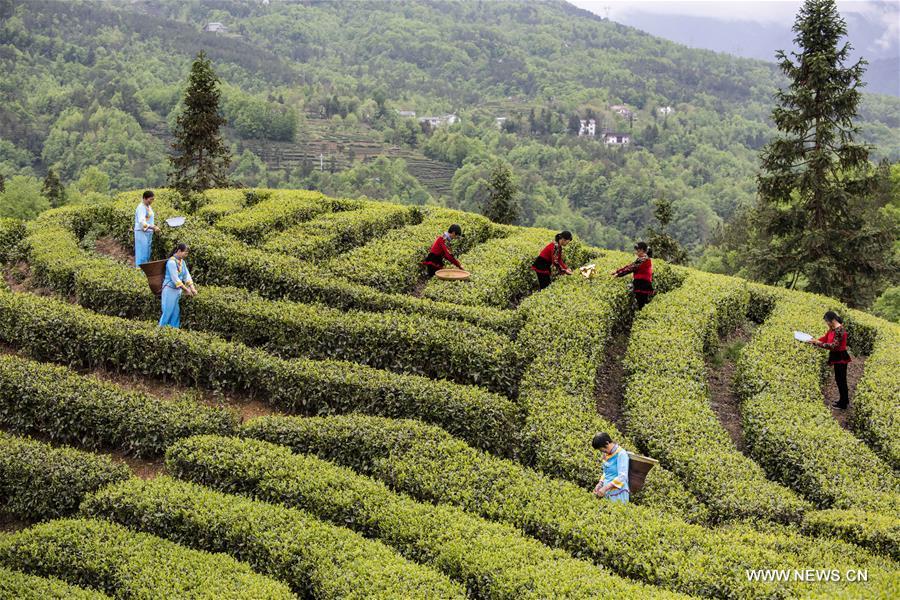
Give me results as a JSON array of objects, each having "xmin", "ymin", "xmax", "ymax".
[
  {"xmin": 592, "ymin": 432, "xmax": 630, "ymax": 503},
  {"xmin": 158, "ymin": 243, "xmax": 197, "ymax": 328},
  {"xmin": 134, "ymin": 190, "xmax": 160, "ymax": 266}
]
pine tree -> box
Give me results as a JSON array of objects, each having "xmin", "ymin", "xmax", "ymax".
[
  {"xmin": 168, "ymin": 51, "xmax": 231, "ymax": 196},
  {"xmin": 568, "ymin": 114, "xmax": 582, "ymax": 136},
  {"xmin": 751, "ymin": 0, "xmax": 894, "ymax": 306},
  {"xmin": 483, "ymin": 162, "xmax": 519, "ymax": 225},
  {"xmin": 41, "ymin": 168, "xmax": 66, "ymax": 208},
  {"xmin": 0, "ymin": 174, "xmax": 5, "ymax": 193},
  {"xmin": 646, "ymin": 197, "xmax": 687, "ymax": 264}
]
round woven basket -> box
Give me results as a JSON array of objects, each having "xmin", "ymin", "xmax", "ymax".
[
  {"xmin": 435, "ymin": 268, "xmax": 471, "ymax": 281},
  {"xmin": 139, "ymin": 260, "xmax": 168, "ymax": 296}
]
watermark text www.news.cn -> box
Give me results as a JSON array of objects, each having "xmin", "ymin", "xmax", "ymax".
[{"xmin": 746, "ymin": 569, "xmax": 868, "ymax": 583}]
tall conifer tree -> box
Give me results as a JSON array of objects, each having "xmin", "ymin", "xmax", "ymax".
[
  {"xmin": 41, "ymin": 168, "xmax": 66, "ymax": 208},
  {"xmin": 483, "ymin": 162, "xmax": 519, "ymax": 225},
  {"xmin": 168, "ymin": 51, "xmax": 231, "ymax": 195},
  {"xmin": 751, "ymin": 0, "xmax": 894, "ymax": 305}
]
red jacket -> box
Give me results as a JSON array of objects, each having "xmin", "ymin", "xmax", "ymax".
[
  {"xmin": 614, "ymin": 256, "xmax": 652, "ymax": 281},
  {"xmin": 422, "ymin": 234, "xmax": 461, "ymax": 269},
  {"xmin": 531, "ymin": 242, "xmax": 568, "ymax": 275},
  {"xmin": 816, "ymin": 326, "xmax": 851, "ymax": 365}
]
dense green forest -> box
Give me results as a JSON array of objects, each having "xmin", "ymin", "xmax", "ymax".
[{"xmin": 1, "ymin": 0, "xmax": 898, "ymax": 288}]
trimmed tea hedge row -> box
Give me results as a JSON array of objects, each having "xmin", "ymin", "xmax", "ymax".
[
  {"xmin": 215, "ymin": 189, "xmax": 356, "ymax": 242},
  {"xmin": 153, "ymin": 217, "xmax": 522, "ymax": 335},
  {"xmin": 734, "ymin": 288, "xmax": 900, "ymax": 516},
  {"xmin": 0, "ymin": 432, "xmax": 130, "ymax": 521},
  {"xmin": 801, "ymin": 508, "xmax": 900, "ymax": 562},
  {"xmin": 423, "ymin": 226, "xmax": 589, "ymax": 308},
  {"xmin": 325, "ymin": 207, "xmax": 496, "ymax": 293},
  {"xmin": 622, "ymin": 271, "xmax": 811, "ymax": 523},
  {"xmin": 845, "ymin": 309, "xmax": 900, "ymax": 470},
  {"xmin": 30, "ymin": 204, "xmax": 520, "ymax": 336},
  {"xmin": 189, "ymin": 189, "xmax": 248, "ymax": 223},
  {"xmin": 0, "ymin": 353, "xmax": 237, "ymax": 457},
  {"xmin": 82, "ymin": 476, "xmax": 465, "ymax": 599},
  {"xmin": 164, "ymin": 434, "xmax": 686, "ymax": 600},
  {"xmin": 0, "ymin": 217, "xmax": 25, "ymax": 263},
  {"xmin": 62, "ymin": 250, "xmax": 521, "ymax": 394},
  {"xmin": 0, "ymin": 565, "xmax": 110, "ymax": 600},
  {"xmin": 182, "ymin": 285, "xmax": 521, "ymax": 395},
  {"xmin": 0, "ymin": 290, "xmax": 520, "ymax": 455},
  {"xmin": 242, "ymin": 414, "xmax": 896, "ymax": 600},
  {"xmin": 262, "ymin": 200, "xmax": 421, "ymax": 261},
  {"xmin": 513, "ymin": 257, "xmax": 706, "ymax": 523},
  {"xmin": 0, "ymin": 518, "xmax": 294, "ymax": 599}
]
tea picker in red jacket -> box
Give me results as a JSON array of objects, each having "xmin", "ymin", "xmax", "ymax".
[
  {"xmin": 531, "ymin": 230, "xmax": 574, "ymax": 290},
  {"xmin": 610, "ymin": 241, "xmax": 654, "ymax": 309},
  {"xmin": 422, "ymin": 224, "xmax": 464, "ymax": 277},
  {"xmin": 807, "ymin": 310, "xmax": 852, "ymax": 409}
]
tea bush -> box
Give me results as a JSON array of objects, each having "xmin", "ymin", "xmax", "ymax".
[
  {"xmin": 0, "ymin": 432, "xmax": 130, "ymax": 521},
  {"xmin": 262, "ymin": 200, "xmax": 420, "ymax": 260},
  {"xmin": 0, "ymin": 353, "xmax": 237, "ymax": 457},
  {"xmin": 622, "ymin": 271, "xmax": 811, "ymax": 523},
  {"xmin": 83, "ymin": 476, "xmax": 464, "ymax": 599},
  {"xmin": 735, "ymin": 290, "xmax": 900, "ymax": 516},
  {"xmin": 0, "ymin": 518, "xmax": 294, "ymax": 599},
  {"xmin": 0, "ymin": 290, "xmax": 520, "ymax": 456},
  {"xmin": 423, "ymin": 226, "xmax": 591, "ymax": 308},
  {"xmin": 163, "ymin": 435, "xmax": 687, "ymax": 600},
  {"xmin": 242, "ymin": 414, "xmax": 897, "ymax": 599}
]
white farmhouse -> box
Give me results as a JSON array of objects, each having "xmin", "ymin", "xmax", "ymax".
[
  {"xmin": 578, "ymin": 118, "xmax": 596, "ymax": 137},
  {"xmin": 418, "ymin": 114, "xmax": 459, "ymax": 128},
  {"xmin": 203, "ymin": 22, "xmax": 228, "ymax": 33},
  {"xmin": 602, "ymin": 132, "xmax": 631, "ymax": 145}
]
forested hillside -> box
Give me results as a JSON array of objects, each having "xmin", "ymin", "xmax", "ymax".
[{"xmin": 1, "ymin": 0, "xmax": 899, "ymax": 253}]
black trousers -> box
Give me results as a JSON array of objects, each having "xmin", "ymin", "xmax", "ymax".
[
  {"xmin": 635, "ymin": 292, "xmax": 652, "ymax": 310},
  {"xmin": 536, "ymin": 272, "xmax": 551, "ymax": 290},
  {"xmin": 833, "ymin": 363, "xmax": 849, "ymax": 408},
  {"xmin": 425, "ymin": 265, "xmax": 439, "ymax": 277}
]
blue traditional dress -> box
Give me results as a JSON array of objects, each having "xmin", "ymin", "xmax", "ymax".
[
  {"xmin": 158, "ymin": 256, "xmax": 192, "ymax": 328},
  {"xmin": 134, "ymin": 202, "xmax": 155, "ymax": 266},
  {"xmin": 600, "ymin": 444, "xmax": 630, "ymax": 503}
]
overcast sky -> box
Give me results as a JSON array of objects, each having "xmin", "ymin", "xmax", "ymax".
[{"xmin": 570, "ymin": 0, "xmax": 899, "ymax": 52}]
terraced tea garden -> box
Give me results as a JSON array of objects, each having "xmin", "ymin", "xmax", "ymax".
[{"xmin": 0, "ymin": 189, "xmax": 897, "ymax": 599}]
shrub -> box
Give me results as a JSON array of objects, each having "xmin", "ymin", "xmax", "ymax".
[
  {"xmin": 0, "ymin": 353, "xmax": 237, "ymax": 457},
  {"xmin": 0, "ymin": 290, "xmax": 520, "ymax": 456},
  {"xmin": 154, "ymin": 215, "xmax": 522, "ymax": 334},
  {"xmin": 734, "ymin": 289, "xmax": 900, "ymax": 516},
  {"xmin": 802, "ymin": 508, "xmax": 900, "ymax": 562},
  {"xmin": 513, "ymin": 255, "xmax": 707, "ymax": 523},
  {"xmin": 215, "ymin": 189, "xmax": 357, "ymax": 242},
  {"xmin": 262, "ymin": 200, "xmax": 420, "ymax": 261},
  {"xmin": 0, "ymin": 217, "xmax": 25, "ymax": 263},
  {"xmin": 242, "ymin": 414, "xmax": 897, "ymax": 600},
  {"xmin": 0, "ymin": 565, "xmax": 110, "ymax": 599},
  {"xmin": 423, "ymin": 226, "xmax": 590, "ymax": 308},
  {"xmin": 0, "ymin": 432, "xmax": 130, "ymax": 521},
  {"xmin": 181, "ymin": 285, "xmax": 521, "ymax": 394},
  {"xmin": 622, "ymin": 271, "xmax": 811, "ymax": 523},
  {"xmin": 164, "ymin": 435, "xmax": 684, "ymax": 600},
  {"xmin": 324, "ymin": 207, "xmax": 496, "ymax": 293},
  {"xmin": 0, "ymin": 518, "xmax": 294, "ymax": 599},
  {"xmin": 845, "ymin": 309, "xmax": 900, "ymax": 470},
  {"xmin": 82, "ymin": 476, "xmax": 465, "ymax": 599}
]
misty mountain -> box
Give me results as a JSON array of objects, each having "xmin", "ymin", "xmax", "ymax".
[{"xmin": 617, "ymin": 10, "xmax": 899, "ymax": 96}]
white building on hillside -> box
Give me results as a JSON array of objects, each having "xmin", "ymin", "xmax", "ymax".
[
  {"xmin": 396, "ymin": 110, "xmax": 417, "ymax": 118},
  {"xmin": 578, "ymin": 118, "xmax": 596, "ymax": 137},
  {"xmin": 203, "ymin": 22, "xmax": 228, "ymax": 33},
  {"xmin": 418, "ymin": 114, "xmax": 459, "ymax": 128},
  {"xmin": 610, "ymin": 104, "xmax": 633, "ymax": 118},
  {"xmin": 602, "ymin": 131, "xmax": 631, "ymax": 145}
]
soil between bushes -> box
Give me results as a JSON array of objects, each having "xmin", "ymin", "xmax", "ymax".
[{"xmin": 705, "ymin": 323, "xmax": 754, "ymax": 454}]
